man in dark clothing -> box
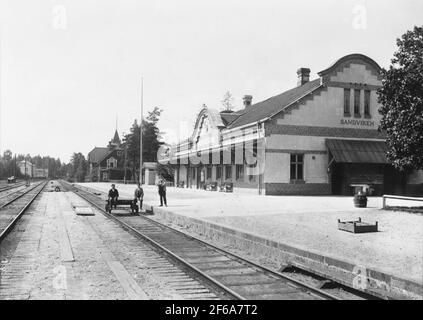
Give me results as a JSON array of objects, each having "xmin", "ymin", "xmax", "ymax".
[
  {"xmin": 158, "ymin": 180, "xmax": 167, "ymax": 207},
  {"xmin": 134, "ymin": 182, "xmax": 144, "ymax": 210},
  {"xmin": 108, "ymin": 184, "xmax": 119, "ymax": 209}
]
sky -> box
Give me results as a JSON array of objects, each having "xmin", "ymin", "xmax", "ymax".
[{"xmin": 0, "ymin": 0, "xmax": 422, "ymax": 163}]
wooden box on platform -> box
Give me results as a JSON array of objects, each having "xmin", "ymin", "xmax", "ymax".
[{"xmin": 337, "ymin": 217, "xmax": 378, "ymax": 233}]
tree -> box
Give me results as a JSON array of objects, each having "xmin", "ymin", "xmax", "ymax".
[
  {"xmin": 0, "ymin": 150, "xmax": 66, "ymax": 180},
  {"xmin": 0, "ymin": 161, "xmax": 5, "ymax": 179},
  {"xmin": 143, "ymin": 107, "xmax": 164, "ymax": 162},
  {"xmin": 124, "ymin": 120, "xmax": 140, "ymax": 181},
  {"xmin": 124, "ymin": 107, "xmax": 164, "ymax": 181},
  {"xmin": 378, "ymin": 26, "xmax": 423, "ymax": 171},
  {"xmin": 69, "ymin": 152, "xmax": 87, "ymax": 182},
  {"xmin": 3, "ymin": 150, "xmax": 12, "ymax": 162},
  {"xmin": 221, "ymin": 91, "xmax": 234, "ymax": 112},
  {"xmin": 0, "ymin": 150, "xmax": 18, "ymax": 179}
]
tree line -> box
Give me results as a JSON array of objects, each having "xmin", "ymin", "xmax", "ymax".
[{"xmin": 0, "ymin": 150, "xmax": 67, "ymax": 180}]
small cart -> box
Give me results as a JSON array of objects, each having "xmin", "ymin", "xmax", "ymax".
[{"xmin": 105, "ymin": 199, "xmax": 139, "ymax": 214}]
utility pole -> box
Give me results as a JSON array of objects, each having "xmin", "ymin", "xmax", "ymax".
[
  {"xmin": 123, "ymin": 131, "xmax": 127, "ymax": 184},
  {"xmin": 140, "ymin": 76, "xmax": 143, "ymax": 185},
  {"xmin": 24, "ymin": 158, "xmax": 27, "ymax": 184}
]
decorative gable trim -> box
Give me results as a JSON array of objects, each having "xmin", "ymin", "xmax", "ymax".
[
  {"xmin": 318, "ymin": 54, "xmax": 382, "ymax": 84},
  {"xmin": 265, "ymin": 84, "xmax": 323, "ymax": 121}
]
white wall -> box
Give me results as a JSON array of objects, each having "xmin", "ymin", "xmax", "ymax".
[{"xmin": 264, "ymin": 153, "xmax": 290, "ymax": 183}]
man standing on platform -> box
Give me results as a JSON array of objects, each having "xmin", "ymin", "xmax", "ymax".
[
  {"xmin": 158, "ymin": 179, "xmax": 167, "ymax": 207},
  {"xmin": 134, "ymin": 182, "xmax": 144, "ymax": 211}
]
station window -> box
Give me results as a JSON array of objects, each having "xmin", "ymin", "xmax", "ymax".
[
  {"xmin": 236, "ymin": 164, "xmax": 244, "ymax": 180},
  {"xmin": 354, "ymin": 89, "xmax": 361, "ymax": 117},
  {"xmin": 206, "ymin": 166, "xmax": 212, "ymax": 179},
  {"xmin": 216, "ymin": 166, "xmax": 222, "ymax": 179},
  {"xmin": 343, "ymin": 88, "xmax": 351, "ymax": 116},
  {"xmin": 364, "ymin": 90, "xmax": 371, "ymax": 117},
  {"xmin": 225, "ymin": 165, "xmax": 232, "ymax": 179},
  {"xmin": 290, "ymin": 154, "xmax": 304, "ymax": 181}
]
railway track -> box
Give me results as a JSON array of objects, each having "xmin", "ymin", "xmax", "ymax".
[
  {"xmin": 0, "ymin": 182, "xmax": 37, "ymax": 207},
  {"xmin": 61, "ymin": 181, "xmax": 353, "ymax": 300},
  {"xmin": 0, "ymin": 182, "xmax": 25, "ymax": 194},
  {"xmin": 0, "ymin": 181, "xmax": 47, "ymax": 242}
]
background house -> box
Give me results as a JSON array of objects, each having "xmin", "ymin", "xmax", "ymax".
[{"xmin": 87, "ymin": 130, "xmax": 129, "ymax": 182}]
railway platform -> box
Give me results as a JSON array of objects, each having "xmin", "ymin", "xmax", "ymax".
[
  {"xmin": 0, "ymin": 184, "xmax": 223, "ymax": 300},
  {"xmin": 79, "ymin": 182, "xmax": 423, "ymax": 299}
]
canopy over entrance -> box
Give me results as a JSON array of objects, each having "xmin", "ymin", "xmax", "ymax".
[{"xmin": 326, "ymin": 139, "xmax": 387, "ymax": 164}]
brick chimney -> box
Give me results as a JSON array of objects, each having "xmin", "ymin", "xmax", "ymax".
[
  {"xmin": 297, "ymin": 68, "xmax": 311, "ymax": 86},
  {"xmin": 243, "ymin": 95, "xmax": 253, "ymax": 108}
]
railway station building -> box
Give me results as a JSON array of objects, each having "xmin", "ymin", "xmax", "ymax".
[{"xmin": 164, "ymin": 54, "xmax": 423, "ymax": 196}]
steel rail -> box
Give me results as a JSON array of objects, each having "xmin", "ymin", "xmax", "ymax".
[
  {"xmin": 0, "ymin": 182, "xmax": 44, "ymax": 209},
  {"xmin": 0, "ymin": 181, "xmax": 47, "ymax": 242},
  {"xmin": 0, "ymin": 182, "xmax": 26, "ymax": 193},
  {"xmin": 63, "ymin": 182, "xmax": 344, "ymax": 300},
  {"xmin": 65, "ymin": 181, "xmax": 243, "ymax": 300},
  {"xmin": 135, "ymin": 209, "xmax": 342, "ymax": 300}
]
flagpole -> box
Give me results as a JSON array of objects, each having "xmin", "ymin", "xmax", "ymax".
[{"xmin": 140, "ymin": 76, "xmax": 143, "ymax": 184}]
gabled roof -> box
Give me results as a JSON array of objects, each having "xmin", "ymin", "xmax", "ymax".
[
  {"xmin": 97, "ymin": 147, "xmax": 124, "ymax": 164},
  {"xmin": 205, "ymin": 108, "xmax": 225, "ymax": 128},
  {"xmin": 88, "ymin": 147, "xmax": 109, "ymax": 163},
  {"xmin": 220, "ymin": 111, "xmax": 243, "ymax": 125},
  {"xmin": 227, "ymin": 78, "xmax": 322, "ymax": 129},
  {"xmin": 222, "ymin": 53, "xmax": 381, "ymax": 130}
]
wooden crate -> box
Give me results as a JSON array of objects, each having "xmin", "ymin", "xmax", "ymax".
[{"xmin": 338, "ymin": 217, "xmax": 378, "ymax": 233}]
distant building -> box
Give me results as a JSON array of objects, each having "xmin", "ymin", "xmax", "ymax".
[
  {"xmin": 164, "ymin": 53, "xmax": 423, "ymax": 196},
  {"xmin": 87, "ymin": 130, "xmax": 127, "ymax": 182},
  {"xmin": 33, "ymin": 168, "xmax": 49, "ymax": 178},
  {"xmin": 18, "ymin": 161, "xmax": 48, "ymax": 178},
  {"xmin": 18, "ymin": 161, "xmax": 34, "ymax": 177}
]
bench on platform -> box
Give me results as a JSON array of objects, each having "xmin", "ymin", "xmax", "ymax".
[
  {"xmin": 382, "ymin": 194, "xmax": 423, "ymax": 209},
  {"xmin": 105, "ymin": 199, "xmax": 139, "ymax": 214}
]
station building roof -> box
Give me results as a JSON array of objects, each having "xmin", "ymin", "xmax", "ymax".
[
  {"xmin": 226, "ymin": 78, "xmax": 322, "ymax": 129},
  {"xmin": 173, "ymin": 53, "xmax": 382, "ymax": 148}
]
